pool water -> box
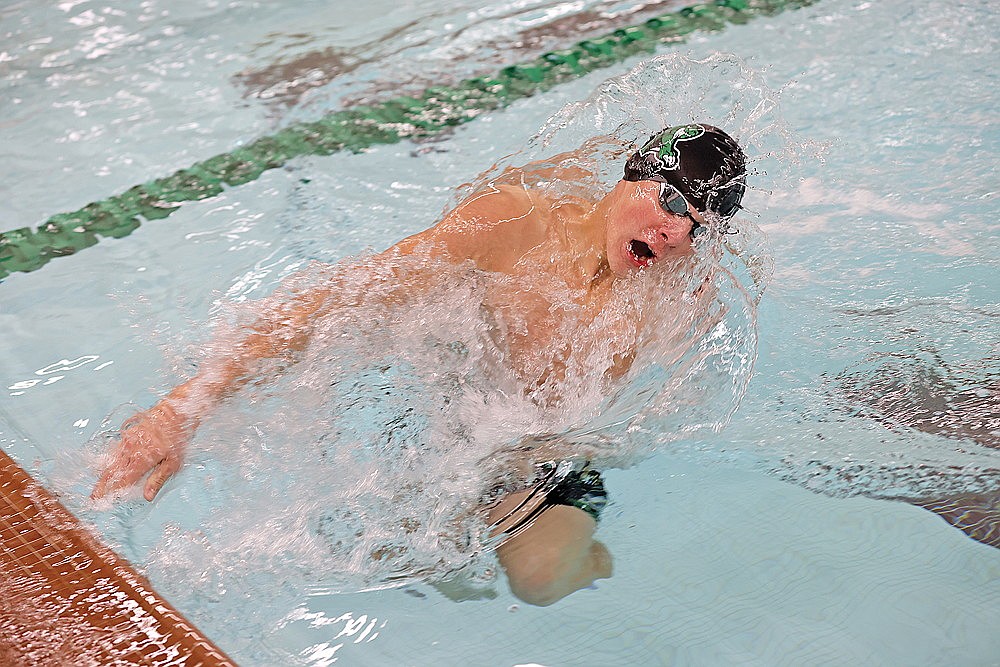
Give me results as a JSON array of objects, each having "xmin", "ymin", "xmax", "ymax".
[{"xmin": 2, "ymin": 0, "xmax": 998, "ymax": 665}]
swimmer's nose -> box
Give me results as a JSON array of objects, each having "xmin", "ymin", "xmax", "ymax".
[
  {"xmin": 656, "ymin": 228, "xmax": 680, "ymax": 248},
  {"xmin": 656, "ymin": 221, "xmax": 693, "ymax": 247}
]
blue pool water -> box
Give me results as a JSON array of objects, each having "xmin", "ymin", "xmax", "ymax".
[{"xmin": 2, "ymin": 0, "xmax": 998, "ymax": 664}]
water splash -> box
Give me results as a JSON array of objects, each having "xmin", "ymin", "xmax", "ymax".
[{"xmin": 81, "ymin": 54, "xmax": 796, "ymax": 600}]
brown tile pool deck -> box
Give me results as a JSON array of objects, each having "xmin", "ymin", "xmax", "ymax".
[{"xmin": 0, "ymin": 448, "xmax": 237, "ymax": 666}]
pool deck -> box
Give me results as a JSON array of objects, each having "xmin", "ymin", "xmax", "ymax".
[{"xmin": 0, "ymin": 448, "xmax": 236, "ymax": 666}]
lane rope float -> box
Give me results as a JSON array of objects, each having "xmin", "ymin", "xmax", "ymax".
[{"xmin": 0, "ymin": 0, "xmax": 816, "ymax": 280}]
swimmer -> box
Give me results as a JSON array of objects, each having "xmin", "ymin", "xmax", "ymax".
[{"xmin": 92, "ymin": 123, "xmax": 748, "ymax": 606}]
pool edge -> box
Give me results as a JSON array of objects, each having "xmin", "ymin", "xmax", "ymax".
[{"xmin": 0, "ymin": 448, "xmax": 238, "ymax": 666}]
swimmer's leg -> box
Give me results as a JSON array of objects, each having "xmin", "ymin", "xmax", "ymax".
[{"xmin": 487, "ymin": 490, "xmax": 612, "ymax": 607}]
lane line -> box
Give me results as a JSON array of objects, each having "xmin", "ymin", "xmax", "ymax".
[{"xmin": 0, "ymin": 0, "xmax": 817, "ymax": 280}]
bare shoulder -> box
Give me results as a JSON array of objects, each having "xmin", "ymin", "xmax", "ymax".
[
  {"xmin": 391, "ymin": 181, "xmax": 547, "ymax": 272},
  {"xmin": 386, "ymin": 155, "xmax": 594, "ymax": 271},
  {"xmin": 449, "ymin": 181, "xmax": 538, "ymax": 223}
]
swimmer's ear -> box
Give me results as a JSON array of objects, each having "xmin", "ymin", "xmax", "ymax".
[{"xmin": 690, "ymin": 224, "xmax": 707, "ymax": 239}]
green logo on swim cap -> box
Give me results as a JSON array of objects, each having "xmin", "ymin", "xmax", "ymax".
[{"xmin": 641, "ymin": 124, "xmax": 705, "ymax": 170}]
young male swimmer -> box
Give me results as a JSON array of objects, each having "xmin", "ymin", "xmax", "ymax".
[{"xmin": 93, "ymin": 123, "xmax": 749, "ymax": 606}]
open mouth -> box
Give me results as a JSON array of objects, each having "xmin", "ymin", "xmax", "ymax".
[{"xmin": 628, "ymin": 239, "xmax": 656, "ymax": 265}]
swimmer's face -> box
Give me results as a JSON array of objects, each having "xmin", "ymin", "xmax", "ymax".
[{"xmin": 602, "ymin": 180, "xmax": 702, "ymax": 277}]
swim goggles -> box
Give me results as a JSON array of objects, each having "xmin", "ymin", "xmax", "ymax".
[
  {"xmin": 657, "ymin": 181, "xmax": 695, "ymax": 219},
  {"xmin": 657, "ymin": 179, "xmax": 743, "ymax": 237},
  {"xmin": 656, "ymin": 181, "xmax": 705, "ymax": 237},
  {"xmin": 707, "ymin": 182, "xmax": 744, "ymax": 219}
]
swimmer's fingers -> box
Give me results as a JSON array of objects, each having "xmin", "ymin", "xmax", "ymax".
[
  {"xmin": 91, "ymin": 468, "xmax": 114, "ymax": 500},
  {"xmin": 143, "ymin": 452, "xmax": 181, "ymax": 501},
  {"xmin": 91, "ymin": 463, "xmax": 118, "ymax": 499},
  {"xmin": 91, "ymin": 432, "xmax": 161, "ymax": 499},
  {"xmin": 91, "ymin": 407, "xmax": 187, "ymax": 500}
]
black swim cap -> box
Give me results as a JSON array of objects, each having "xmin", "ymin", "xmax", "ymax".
[{"xmin": 623, "ymin": 123, "xmax": 747, "ymax": 219}]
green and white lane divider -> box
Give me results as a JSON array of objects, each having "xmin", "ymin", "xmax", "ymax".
[{"xmin": 0, "ymin": 0, "xmax": 816, "ymax": 280}]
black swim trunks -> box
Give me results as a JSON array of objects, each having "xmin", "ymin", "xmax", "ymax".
[
  {"xmin": 541, "ymin": 461, "xmax": 608, "ymax": 521},
  {"xmin": 489, "ymin": 460, "xmax": 608, "ymax": 546}
]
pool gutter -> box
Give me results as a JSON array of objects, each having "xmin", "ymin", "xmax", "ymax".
[{"xmin": 0, "ymin": 448, "xmax": 237, "ymax": 666}]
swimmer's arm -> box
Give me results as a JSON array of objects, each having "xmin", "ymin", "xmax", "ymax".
[
  {"xmin": 93, "ymin": 153, "xmax": 588, "ymax": 500},
  {"xmin": 92, "ymin": 283, "xmax": 337, "ymax": 501},
  {"xmin": 93, "ymin": 248, "xmax": 464, "ymax": 501},
  {"xmin": 164, "ymin": 286, "xmax": 331, "ymax": 414}
]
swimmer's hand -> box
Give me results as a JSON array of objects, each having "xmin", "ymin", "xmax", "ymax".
[{"xmin": 91, "ymin": 401, "xmax": 192, "ymax": 502}]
